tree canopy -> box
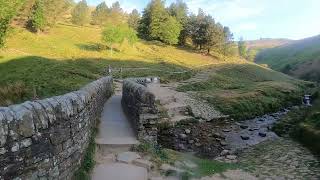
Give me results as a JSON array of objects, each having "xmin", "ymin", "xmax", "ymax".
[{"xmin": 71, "ymin": 0, "xmax": 89, "ymax": 26}]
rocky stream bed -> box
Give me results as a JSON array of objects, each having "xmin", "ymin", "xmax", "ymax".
[{"xmin": 158, "ymin": 107, "xmax": 320, "ymax": 179}]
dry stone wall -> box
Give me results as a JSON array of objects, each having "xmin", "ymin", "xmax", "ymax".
[
  {"xmin": 122, "ymin": 78, "xmax": 159, "ymax": 143},
  {"xmin": 0, "ymin": 76, "xmax": 113, "ymax": 180}
]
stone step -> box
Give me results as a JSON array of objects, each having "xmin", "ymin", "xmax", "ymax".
[{"xmin": 91, "ymin": 163, "xmax": 148, "ymax": 180}]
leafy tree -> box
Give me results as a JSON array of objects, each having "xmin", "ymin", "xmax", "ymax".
[
  {"xmin": 159, "ymin": 16, "xmax": 181, "ymax": 45},
  {"xmin": 0, "ymin": 0, "xmax": 25, "ymax": 48},
  {"xmin": 108, "ymin": 1, "xmax": 125, "ymax": 25},
  {"xmin": 27, "ymin": 0, "xmax": 46, "ymax": 32},
  {"xmin": 128, "ymin": 9, "xmax": 140, "ymax": 31},
  {"xmin": 91, "ymin": 2, "xmax": 109, "ymax": 25},
  {"xmin": 168, "ymin": 0, "xmax": 188, "ymax": 45},
  {"xmin": 71, "ymin": 0, "xmax": 89, "ymax": 26},
  {"xmin": 222, "ymin": 26, "xmax": 235, "ymax": 56},
  {"xmin": 139, "ymin": 0, "xmax": 180, "ymax": 44},
  {"xmin": 43, "ymin": 0, "xmax": 73, "ymax": 26},
  {"xmin": 102, "ymin": 24, "xmax": 138, "ymax": 54},
  {"xmin": 238, "ymin": 37, "xmax": 247, "ymax": 58}
]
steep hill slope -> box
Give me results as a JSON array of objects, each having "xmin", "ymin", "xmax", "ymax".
[
  {"xmin": 255, "ymin": 35, "xmax": 320, "ymax": 82},
  {"xmin": 0, "ymin": 23, "xmax": 310, "ymax": 120}
]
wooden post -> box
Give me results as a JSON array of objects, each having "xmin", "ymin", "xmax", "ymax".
[
  {"xmin": 120, "ymin": 67, "xmax": 123, "ymax": 79},
  {"xmin": 108, "ymin": 65, "xmax": 112, "ymax": 76}
]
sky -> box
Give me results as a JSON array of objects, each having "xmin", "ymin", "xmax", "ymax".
[{"xmin": 79, "ymin": 0, "xmax": 320, "ymax": 40}]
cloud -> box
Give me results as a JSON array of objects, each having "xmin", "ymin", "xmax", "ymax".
[{"xmin": 104, "ymin": 0, "xmax": 139, "ymax": 13}]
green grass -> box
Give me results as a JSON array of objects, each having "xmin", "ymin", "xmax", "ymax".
[
  {"xmin": 178, "ymin": 63, "xmax": 311, "ymax": 120},
  {"xmin": 255, "ymin": 35, "xmax": 320, "ymax": 82},
  {"xmin": 0, "ymin": 23, "xmax": 234, "ymax": 106}
]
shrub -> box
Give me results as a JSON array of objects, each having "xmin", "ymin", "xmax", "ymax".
[
  {"xmin": 101, "ymin": 24, "xmax": 138, "ymax": 53},
  {"xmin": 27, "ymin": 0, "xmax": 46, "ymax": 32}
]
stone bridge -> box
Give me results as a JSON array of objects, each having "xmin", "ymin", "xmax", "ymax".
[{"xmin": 0, "ymin": 76, "xmax": 160, "ymax": 180}]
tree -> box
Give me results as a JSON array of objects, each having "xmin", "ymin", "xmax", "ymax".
[
  {"xmin": 71, "ymin": 0, "xmax": 89, "ymax": 26},
  {"xmin": 238, "ymin": 37, "xmax": 247, "ymax": 58},
  {"xmin": 91, "ymin": 2, "xmax": 109, "ymax": 25},
  {"xmin": 138, "ymin": 0, "xmax": 180, "ymax": 44},
  {"xmin": 0, "ymin": 0, "xmax": 25, "ymax": 48},
  {"xmin": 43, "ymin": 0, "xmax": 73, "ymax": 26},
  {"xmin": 27, "ymin": 0, "xmax": 46, "ymax": 32},
  {"xmin": 128, "ymin": 9, "xmax": 140, "ymax": 31},
  {"xmin": 102, "ymin": 24, "xmax": 138, "ymax": 54},
  {"xmin": 108, "ymin": 1, "xmax": 124, "ymax": 25},
  {"xmin": 159, "ymin": 16, "xmax": 181, "ymax": 45},
  {"xmin": 222, "ymin": 26, "xmax": 235, "ymax": 56},
  {"xmin": 168, "ymin": 0, "xmax": 189, "ymax": 45}
]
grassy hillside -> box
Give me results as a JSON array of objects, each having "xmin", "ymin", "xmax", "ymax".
[
  {"xmin": 255, "ymin": 35, "xmax": 320, "ymax": 82},
  {"xmin": 0, "ymin": 23, "xmax": 310, "ymax": 120},
  {"xmin": 177, "ymin": 64, "xmax": 310, "ymax": 120},
  {"xmin": 246, "ymin": 38, "xmax": 291, "ymax": 50}
]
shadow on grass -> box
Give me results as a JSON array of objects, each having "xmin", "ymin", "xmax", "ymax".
[
  {"xmin": 76, "ymin": 43, "xmax": 104, "ymax": 52},
  {"xmin": 0, "ymin": 56, "xmax": 192, "ymax": 106}
]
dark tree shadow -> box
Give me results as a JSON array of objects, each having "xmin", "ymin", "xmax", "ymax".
[{"xmin": 75, "ymin": 43, "xmax": 105, "ymax": 52}]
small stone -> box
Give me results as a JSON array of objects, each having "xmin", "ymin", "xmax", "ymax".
[
  {"xmin": 179, "ymin": 133, "xmax": 187, "ymax": 139},
  {"xmin": 240, "ymin": 135, "xmax": 250, "ymax": 140},
  {"xmin": 222, "ymin": 129, "xmax": 231, "ymax": 132},
  {"xmin": 220, "ymin": 141, "xmax": 227, "ymax": 146},
  {"xmin": 11, "ymin": 142, "xmax": 20, "ymax": 152},
  {"xmin": 178, "ymin": 144, "xmax": 186, "ymax": 150},
  {"xmin": 226, "ymin": 155, "xmax": 237, "ymax": 160},
  {"xmin": 20, "ymin": 138, "xmax": 32, "ymax": 148},
  {"xmin": 240, "ymin": 125, "xmax": 249, "ymax": 129},
  {"xmin": 0, "ymin": 147, "xmax": 7, "ymax": 155},
  {"xmin": 133, "ymin": 159, "xmax": 152, "ymax": 170},
  {"xmin": 188, "ymin": 140, "xmax": 195, "ymax": 144},
  {"xmin": 185, "ymin": 129, "xmax": 191, "ymax": 134},
  {"xmin": 195, "ymin": 143, "xmax": 201, "ymax": 147},
  {"xmin": 259, "ymin": 132, "xmax": 267, "ymax": 137},
  {"xmin": 220, "ymin": 150, "xmax": 230, "ymax": 156},
  {"xmin": 117, "ymin": 152, "xmax": 141, "ymax": 164}
]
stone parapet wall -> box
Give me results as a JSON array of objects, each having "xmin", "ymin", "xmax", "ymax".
[
  {"xmin": 122, "ymin": 78, "xmax": 159, "ymax": 143},
  {"xmin": 0, "ymin": 77, "xmax": 113, "ymax": 180}
]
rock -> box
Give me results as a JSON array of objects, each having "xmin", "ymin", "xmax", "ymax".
[
  {"xmin": 223, "ymin": 129, "xmax": 231, "ymax": 132},
  {"xmin": 220, "ymin": 150, "xmax": 230, "ymax": 156},
  {"xmin": 220, "ymin": 141, "xmax": 227, "ymax": 146},
  {"xmin": 178, "ymin": 144, "xmax": 186, "ymax": 150},
  {"xmin": 117, "ymin": 152, "xmax": 141, "ymax": 164},
  {"xmin": 188, "ymin": 140, "xmax": 195, "ymax": 144},
  {"xmin": 213, "ymin": 133, "xmax": 223, "ymax": 138},
  {"xmin": 249, "ymin": 127, "xmax": 259, "ymax": 131},
  {"xmin": 195, "ymin": 143, "xmax": 201, "ymax": 147},
  {"xmin": 240, "ymin": 135, "xmax": 250, "ymax": 140},
  {"xmin": 0, "ymin": 147, "xmax": 7, "ymax": 155},
  {"xmin": 160, "ymin": 164, "xmax": 183, "ymax": 174},
  {"xmin": 179, "ymin": 133, "xmax": 187, "ymax": 139},
  {"xmin": 240, "ymin": 125, "xmax": 249, "ymax": 129},
  {"xmin": 226, "ymin": 155, "xmax": 237, "ymax": 160},
  {"xmin": 133, "ymin": 159, "xmax": 152, "ymax": 170},
  {"xmin": 185, "ymin": 129, "xmax": 191, "ymax": 134},
  {"xmin": 259, "ymin": 132, "xmax": 267, "ymax": 137}
]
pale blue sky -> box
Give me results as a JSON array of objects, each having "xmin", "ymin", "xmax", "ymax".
[{"xmin": 79, "ymin": 0, "xmax": 320, "ymax": 40}]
